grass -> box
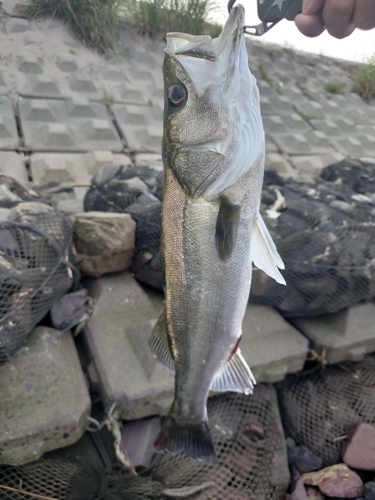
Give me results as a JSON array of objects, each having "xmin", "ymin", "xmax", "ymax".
[
  {"xmin": 352, "ymin": 56, "xmax": 375, "ymax": 102},
  {"xmin": 24, "ymin": 0, "xmax": 220, "ymax": 52},
  {"xmin": 24, "ymin": 0, "xmax": 120, "ymax": 52},
  {"xmin": 295, "ymin": 110, "xmax": 319, "ymax": 122},
  {"xmin": 325, "ymin": 82, "xmax": 346, "ymax": 95},
  {"xmin": 119, "ymin": 0, "xmax": 221, "ymax": 38},
  {"xmin": 102, "ymin": 85, "xmax": 116, "ymax": 109},
  {"xmin": 259, "ymin": 63, "xmax": 273, "ymax": 86}
]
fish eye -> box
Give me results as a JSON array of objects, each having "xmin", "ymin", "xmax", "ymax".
[{"xmin": 167, "ymin": 84, "xmax": 187, "ymax": 108}]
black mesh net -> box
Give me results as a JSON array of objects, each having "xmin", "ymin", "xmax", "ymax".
[
  {"xmin": 277, "ymin": 354, "xmax": 375, "ymax": 467},
  {"xmin": 83, "ymin": 161, "xmax": 375, "ymax": 317},
  {"xmin": 0, "ymin": 176, "xmax": 75, "ymax": 364},
  {"xmin": 252, "ymin": 163, "xmax": 375, "ymax": 317},
  {"xmin": 0, "ymin": 386, "xmax": 290, "ymax": 500}
]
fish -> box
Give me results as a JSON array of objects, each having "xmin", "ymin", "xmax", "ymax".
[{"xmin": 148, "ymin": 4, "xmax": 286, "ymax": 462}]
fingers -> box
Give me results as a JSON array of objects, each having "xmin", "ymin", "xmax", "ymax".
[
  {"xmin": 294, "ymin": 12, "xmax": 325, "ymax": 37},
  {"xmin": 352, "ymin": 0, "xmax": 375, "ymax": 30},
  {"xmin": 322, "ymin": 0, "xmax": 355, "ymax": 38}
]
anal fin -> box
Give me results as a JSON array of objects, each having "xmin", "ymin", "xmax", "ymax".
[
  {"xmin": 210, "ymin": 349, "xmax": 256, "ymax": 395},
  {"xmin": 148, "ymin": 303, "xmax": 175, "ymax": 371},
  {"xmin": 251, "ymin": 213, "xmax": 286, "ymax": 285}
]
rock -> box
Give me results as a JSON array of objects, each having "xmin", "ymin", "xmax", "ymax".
[
  {"xmin": 364, "ymin": 481, "xmax": 375, "ymax": 500},
  {"xmin": 302, "ymin": 464, "xmax": 363, "ymax": 498},
  {"xmin": 288, "ymin": 445, "xmax": 323, "ymax": 474},
  {"xmin": 290, "ymin": 478, "xmax": 308, "ymax": 500},
  {"xmin": 73, "ymin": 212, "xmax": 136, "ymax": 277},
  {"xmin": 305, "ymin": 486, "xmax": 325, "ymax": 500},
  {"xmin": 121, "ymin": 416, "xmax": 161, "ymax": 469},
  {"xmin": 343, "ymin": 423, "xmax": 375, "ymax": 471},
  {"xmin": 82, "ymin": 272, "xmax": 174, "ymax": 419},
  {"xmin": 0, "ymin": 326, "xmax": 91, "ymax": 465},
  {"xmin": 50, "ymin": 289, "xmax": 90, "ymax": 331}
]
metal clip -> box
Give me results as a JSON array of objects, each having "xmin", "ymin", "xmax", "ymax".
[{"xmin": 228, "ymin": 0, "xmax": 302, "ymax": 36}]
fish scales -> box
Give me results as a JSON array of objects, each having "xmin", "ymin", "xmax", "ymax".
[{"xmin": 149, "ymin": 4, "xmax": 286, "ymax": 462}]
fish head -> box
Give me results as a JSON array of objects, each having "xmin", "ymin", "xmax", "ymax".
[{"xmin": 163, "ymin": 5, "xmax": 264, "ymax": 198}]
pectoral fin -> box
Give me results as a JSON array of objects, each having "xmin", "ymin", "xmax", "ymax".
[
  {"xmin": 210, "ymin": 349, "xmax": 256, "ymax": 394},
  {"xmin": 251, "ymin": 213, "xmax": 286, "ymax": 285},
  {"xmin": 215, "ymin": 196, "xmax": 241, "ymax": 261},
  {"xmin": 148, "ymin": 303, "xmax": 175, "ymax": 371}
]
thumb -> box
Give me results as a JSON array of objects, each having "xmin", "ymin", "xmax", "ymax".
[{"xmin": 302, "ymin": 0, "xmax": 325, "ymax": 14}]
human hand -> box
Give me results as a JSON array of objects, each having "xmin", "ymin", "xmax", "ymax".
[{"xmin": 294, "ymin": 0, "xmax": 375, "ymax": 38}]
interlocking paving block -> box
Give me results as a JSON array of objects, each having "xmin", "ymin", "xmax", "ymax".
[
  {"xmin": 2, "ymin": 0, "xmax": 28, "ymax": 17},
  {"xmin": 30, "ymin": 151, "xmax": 131, "ymax": 198},
  {"xmin": 294, "ymin": 101, "xmax": 325, "ymax": 119},
  {"xmin": 289, "ymin": 152, "xmax": 345, "ymax": 176},
  {"xmin": 0, "ymin": 326, "xmax": 91, "ymax": 466},
  {"xmin": 306, "ymin": 130, "xmax": 337, "ymax": 155},
  {"xmin": 242, "ymin": 305, "xmax": 308, "ymax": 383},
  {"xmin": 270, "ymin": 133, "xmax": 312, "ymax": 155},
  {"xmin": 83, "ymin": 272, "xmax": 174, "ymax": 419},
  {"xmin": 0, "ymin": 97, "xmax": 20, "ymax": 150},
  {"xmin": 18, "ymin": 55, "xmax": 43, "ymax": 74},
  {"xmin": 292, "ymin": 302, "xmax": 375, "ymax": 364},
  {"xmin": 263, "ymin": 114, "xmax": 312, "ymax": 134},
  {"xmin": 113, "ymin": 103, "xmax": 163, "ymax": 152},
  {"xmin": 357, "ymin": 134, "xmax": 375, "ymax": 154},
  {"xmin": 265, "ymin": 134, "xmax": 279, "ymax": 153},
  {"xmin": 279, "ymin": 85, "xmax": 309, "ymax": 103},
  {"xmin": 0, "ymin": 152, "xmax": 28, "ymax": 184},
  {"xmin": 334, "ymin": 117, "xmax": 358, "ymax": 134},
  {"xmin": 269, "ymin": 94, "xmax": 294, "ymax": 113},
  {"xmin": 19, "ymin": 98, "xmax": 123, "ymax": 152},
  {"xmin": 265, "ymin": 153, "xmax": 297, "ymax": 178},
  {"xmin": 257, "ymin": 80, "xmax": 278, "ymax": 98},
  {"xmin": 0, "ymin": 69, "xmax": 10, "ymax": 95},
  {"xmin": 329, "ymin": 136, "xmax": 366, "ymax": 157},
  {"xmin": 260, "ymin": 95, "xmax": 273, "ymax": 115},
  {"xmin": 310, "ymin": 119, "xmax": 343, "ymax": 137},
  {"xmin": 5, "ymin": 17, "xmax": 30, "ymax": 34}
]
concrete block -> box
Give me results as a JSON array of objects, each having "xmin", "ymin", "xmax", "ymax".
[
  {"xmin": 292, "ymin": 302, "xmax": 375, "ymax": 364},
  {"xmin": 270, "ymin": 133, "xmax": 311, "ymax": 155},
  {"xmin": 310, "ymin": 119, "xmax": 343, "ymax": 137},
  {"xmin": 19, "ymin": 98, "xmax": 123, "ymax": 152},
  {"xmin": 335, "ymin": 117, "xmax": 361, "ymax": 134},
  {"xmin": 0, "ymin": 70, "xmax": 9, "ymax": 95},
  {"xmin": 265, "ymin": 135, "xmax": 279, "ymax": 153},
  {"xmin": 269, "ymin": 94, "xmax": 294, "ymax": 113},
  {"xmin": 358, "ymin": 134, "xmax": 375, "ymax": 154},
  {"xmin": 19, "ymin": 74, "xmax": 63, "ymax": 98},
  {"xmin": 56, "ymin": 55, "xmax": 78, "ymax": 73},
  {"xmin": 260, "ymin": 96, "xmax": 273, "ymax": 115},
  {"xmin": 0, "ymin": 97, "xmax": 20, "ymax": 150},
  {"xmin": 294, "ymin": 101, "xmax": 325, "ymax": 120},
  {"xmin": 306, "ymin": 130, "xmax": 337, "ymax": 155},
  {"xmin": 18, "ymin": 55, "xmax": 43, "ymax": 74},
  {"xmin": 113, "ymin": 104, "xmax": 162, "ymax": 152},
  {"xmin": 2, "ymin": 0, "xmax": 28, "ymax": 17},
  {"xmin": 329, "ymin": 136, "xmax": 365, "ymax": 157},
  {"xmin": 5, "ymin": 18, "xmax": 30, "ymax": 34},
  {"xmin": 257, "ymin": 80, "xmax": 278, "ymax": 98},
  {"xmin": 279, "ymin": 86, "xmax": 308, "ymax": 103},
  {"xmin": 0, "ymin": 326, "xmax": 91, "ymax": 465},
  {"xmin": 265, "ymin": 153, "xmax": 297, "ymax": 178},
  {"xmin": 290, "ymin": 152, "xmax": 345, "ymax": 176},
  {"xmin": 29, "ymin": 151, "xmax": 131, "ymax": 198},
  {"xmin": 82, "ymin": 272, "xmax": 174, "ymax": 419},
  {"xmin": 0, "ymin": 152, "xmax": 28, "ymax": 184}
]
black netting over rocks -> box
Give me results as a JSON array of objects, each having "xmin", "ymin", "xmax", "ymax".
[
  {"xmin": 0, "ymin": 386, "xmax": 290, "ymax": 500},
  {"xmin": 277, "ymin": 355, "xmax": 375, "ymax": 467},
  {"xmin": 83, "ymin": 161, "xmax": 375, "ymax": 317},
  {"xmin": 0, "ymin": 177, "xmax": 75, "ymax": 364},
  {"xmin": 252, "ymin": 164, "xmax": 375, "ymax": 317},
  {"xmin": 84, "ymin": 164, "xmax": 164, "ymax": 289}
]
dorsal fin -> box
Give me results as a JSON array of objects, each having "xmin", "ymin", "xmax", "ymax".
[{"xmin": 251, "ymin": 213, "xmax": 286, "ymax": 285}]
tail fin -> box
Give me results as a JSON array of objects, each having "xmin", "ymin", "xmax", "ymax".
[{"xmin": 154, "ymin": 416, "xmax": 217, "ymax": 462}]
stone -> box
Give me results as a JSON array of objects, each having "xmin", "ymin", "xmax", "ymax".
[
  {"xmin": 288, "ymin": 445, "xmax": 323, "ymax": 474},
  {"xmin": 290, "ymin": 478, "xmax": 308, "ymax": 500},
  {"xmin": 50, "ymin": 289, "xmax": 90, "ymax": 331},
  {"xmin": 265, "ymin": 153, "xmax": 297, "ymax": 178},
  {"xmin": 134, "ymin": 153, "xmax": 163, "ymax": 170},
  {"xmin": 0, "ymin": 326, "xmax": 91, "ymax": 465},
  {"xmin": 5, "ymin": 17, "xmax": 30, "ymax": 34},
  {"xmin": 73, "ymin": 212, "xmax": 136, "ymax": 278},
  {"xmin": 82, "ymin": 272, "xmax": 174, "ymax": 419},
  {"xmin": 364, "ymin": 480, "xmax": 375, "ymax": 500},
  {"xmin": 2, "ymin": 0, "xmax": 28, "ymax": 17},
  {"xmin": 343, "ymin": 423, "xmax": 375, "ymax": 471},
  {"xmin": 305, "ymin": 486, "xmax": 324, "ymax": 500},
  {"xmin": 292, "ymin": 303, "xmax": 375, "ymax": 364},
  {"xmin": 121, "ymin": 416, "xmax": 161, "ymax": 469},
  {"xmin": 302, "ymin": 464, "xmax": 363, "ymax": 498}
]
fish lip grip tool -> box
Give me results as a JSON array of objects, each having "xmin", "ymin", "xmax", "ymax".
[{"xmin": 228, "ymin": 0, "xmax": 303, "ymax": 35}]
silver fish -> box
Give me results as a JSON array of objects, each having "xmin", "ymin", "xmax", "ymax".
[{"xmin": 149, "ymin": 4, "xmax": 285, "ymax": 462}]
